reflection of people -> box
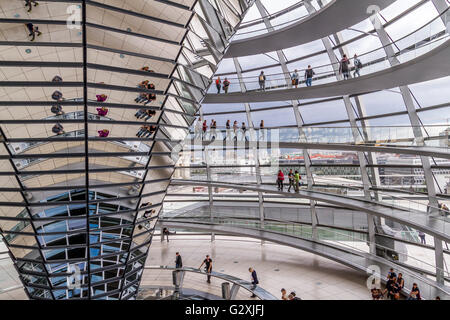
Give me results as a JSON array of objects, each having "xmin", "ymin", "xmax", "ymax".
[
  {"xmin": 98, "ymin": 129, "xmax": 109, "ymax": 138},
  {"xmin": 96, "ymin": 107, "xmax": 108, "ymax": 117},
  {"xmin": 25, "ymin": 0, "xmax": 39, "ymax": 13},
  {"xmin": 26, "ymin": 23, "xmax": 42, "ymax": 41},
  {"xmin": 52, "ymin": 123, "xmax": 65, "ymax": 135}
]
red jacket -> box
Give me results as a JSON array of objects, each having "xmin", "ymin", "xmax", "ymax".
[{"xmin": 278, "ymin": 172, "xmax": 285, "ymax": 181}]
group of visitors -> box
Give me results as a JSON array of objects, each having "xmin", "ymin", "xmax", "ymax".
[
  {"xmin": 133, "ymin": 74, "xmax": 158, "ymax": 138},
  {"xmin": 95, "ymin": 93, "xmax": 109, "ymax": 137},
  {"xmin": 49, "ymin": 65, "xmax": 159, "ymax": 139},
  {"xmin": 215, "ymin": 54, "xmax": 363, "ymax": 94},
  {"xmin": 135, "ymin": 109, "xmax": 156, "ymax": 121},
  {"xmin": 215, "ymin": 77, "xmax": 231, "ymax": 94},
  {"xmin": 50, "ymin": 81, "xmax": 65, "ymax": 135},
  {"xmin": 371, "ymin": 267, "xmax": 422, "ymax": 300},
  {"xmin": 135, "ymin": 80, "xmax": 156, "ymax": 105},
  {"xmin": 136, "ymin": 125, "xmax": 157, "ymax": 138},
  {"xmin": 281, "ymin": 288, "xmax": 301, "ymax": 300},
  {"xmin": 195, "ymin": 119, "xmax": 267, "ymax": 141},
  {"xmin": 137, "ymin": 202, "xmax": 155, "ymax": 230},
  {"xmin": 277, "ymin": 169, "xmax": 302, "ymax": 192}
]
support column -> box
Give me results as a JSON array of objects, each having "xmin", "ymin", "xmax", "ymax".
[
  {"xmin": 306, "ymin": 0, "xmax": 376, "ymax": 249},
  {"xmin": 256, "ymin": 0, "xmax": 318, "ymax": 239},
  {"xmin": 372, "ymin": 14, "xmax": 443, "ymax": 283},
  {"xmin": 233, "ymin": 57, "xmax": 265, "ymax": 242},
  {"xmin": 205, "ymin": 148, "xmax": 215, "ymax": 242}
]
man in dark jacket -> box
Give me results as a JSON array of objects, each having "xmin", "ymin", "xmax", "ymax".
[
  {"xmin": 249, "ymin": 267, "xmax": 259, "ymax": 298},
  {"xmin": 175, "ymin": 252, "xmax": 182, "ymax": 269},
  {"xmin": 339, "ymin": 54, "xmax": 350, "ymax": 80},
  {"xmin": 304, "ymin": 65, "xmax": 315, "ymax": 87}
]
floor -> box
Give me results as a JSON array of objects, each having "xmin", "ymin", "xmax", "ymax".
[
  {"xmin": 0, "ymin": 235, "xmax": 372, "ymax": 300},
  {"xmin": 144, "ymin": 235, "xmax": 372, "ymax": 300}
]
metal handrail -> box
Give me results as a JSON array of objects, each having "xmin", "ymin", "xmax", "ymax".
[
  {"xmin": 213, "ymin": 10, "xmax": 449, "ymax": 82},
  {"xmin": 143, "ymin": 265, "xmax": 277, "ymax": 300}
]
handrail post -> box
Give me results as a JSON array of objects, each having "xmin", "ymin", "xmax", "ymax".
[
  {"xmin": 230, "ymin": 284, "xmax": 240, "ymax": 300},
  {"xmin": 172, "ymin": 270, "xmax": 185, "ymax": 292},
  {"xmin": 221, "ymin": 282, "xmax": 231, "ymax": 300}
]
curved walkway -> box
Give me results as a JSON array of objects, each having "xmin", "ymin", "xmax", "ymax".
[
  {"xmin": 188, "ymin": 138, "xmax": 450, "ymax": 159},
  {"xmin": 158, "ymin": 220, "xmax": 450, "ymax": 299},
  {"xmin": 225, "ymin": 0, "xmax": 396, "ymax": 58},
  {"xmin": 205, "ymin": 38, "xmax": 450, "ymax": 103},
  {"xmin": 170, "ymin": 180, "xmax": 450, "ymax": 243},
  {"xmin": 142, "ymin": 266, "xmax": 277, "ymax": 300}
]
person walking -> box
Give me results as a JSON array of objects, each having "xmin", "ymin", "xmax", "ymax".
[
  {"xmin": 294, "ymin": 170, "xmax": 300, "ymax": 192},
  {"xmin": 215, "ymin": 77, "xmax": 222, "ymax": 94},
  {"xmin": 259, "ymin": 120, "xmax": 265, "ymax": 141},
  {"xmin": 418, "ymin": 231, "xmax": 426, "ymax": 244},
  {"xmin": 305, "ymin": 65, "xmax": 315, "ymax": 87},
  {"xmin": 223, "ymin": 78, "xmax": 230, "ymax": 93},
  {"xmin": 199, "ymin": 255, "xmax": 213, "ymax": 283},
  {"xmin": 277, "ymin": 170, "xmax": 285, "ymax": 191},
  {"xmin": 249, "ymin": 267, "xmax": 259, "ymax": 298},
  {"xmin": 258, "ymin": 71, "xmax": 266, "ymax": 91},
  {"xmin": 233, "ymin": 121, "xmax": 239, "ymax": 141},
  {"xmin": 241, "ymin": 122, "xmax": 248, "ymax": 141},
  {"xmin": 353, "ymin": 54, "xmax": 362, "ymax": 77},
  {"xmin": 202, "ymin": 120, "xmax": 208, "ymax": 138},
  {"xmin": 175, "ymin": 252, "xmax": 183, "ymax": 269},
  {"xmin": 208, "ymin": 119, "xmax": 216, "ymax": 140},
  {"xmin": 162, "ymin": 227, "xmax": 170, "ymax": 242},
  {"xmin": 291, "ymin": 69, "xmax": 299, "ymax": 88},
  {"xmin": 224, "ymin": 120, "xmax": 231, "ymax": 141},
  {"xmin": 25, "ymin": 0, "xmax": 39, "ymax": 12},
  {"xmin": 339, "ymin": 54, "xmax": 350, "ymax": 80},
  {"xmin": 287, "ymin": 169, "xmax": 295, "ymax": 192}
]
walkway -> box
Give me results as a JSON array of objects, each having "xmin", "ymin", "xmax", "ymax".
[
  {"xmin": 170, "ymin": 179, "xmax": 450, "ymax": 243},
  {"xmin": 188, "ymin": 138, "xmax": 450, "ymax": 159},
  {"xmin": 225, "ymin": 0, "xmax": 396, "ymax": 58},
  {"xmin": 157, "ymin": 224, "xmax": 450, "ymax": 300},
  {"xmin": 205, "ymin": 38, "xmax": 450, "ymax": 103},
  {"xmin": 144, "ymin": 235, "xmax": 373, "ymax": 300}
]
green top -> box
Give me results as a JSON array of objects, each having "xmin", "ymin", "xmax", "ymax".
[{"xmin": 294, "ymin": 173, "xmax": 300, "ymax": 182}]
